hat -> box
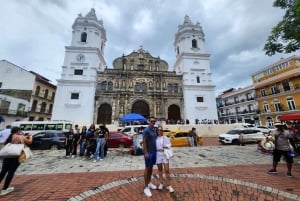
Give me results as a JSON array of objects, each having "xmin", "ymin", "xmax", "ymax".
[
  {"xmin": 260, "ymin": 137, "xmax": 275, "ymax": 151},
  {"xmin": 274, "ymin": 122, "xmax": 284, "ymax": 126}
]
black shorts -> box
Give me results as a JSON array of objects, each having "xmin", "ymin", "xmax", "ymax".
[{"xmin": 273, "ymin": 149, "xmax": 293, "ymax": 163}]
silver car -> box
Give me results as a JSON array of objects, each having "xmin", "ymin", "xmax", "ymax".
[{"xmin": 219, "ymin": 128, "xmax": 265, "ymax": 145}]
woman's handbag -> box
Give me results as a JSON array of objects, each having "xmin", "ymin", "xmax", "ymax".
[
  {"xmin": 163, "ymin": 136, "xmax": 174, "ymax": 159},
  {"xmin": 18, "ymin": 145, "xmax": 33, "ymax": 163},
  {"xmin": 164, "ymin": 147, "xmax": 174, "ymax": 159},
  {"xmin": 0, "ymin": 143, "xmax": 24, "ymax": 158}
]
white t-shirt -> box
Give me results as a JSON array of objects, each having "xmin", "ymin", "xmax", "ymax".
[{"xmin": 0, "ymin": 129, "xmax": 11, "ymax": 143}]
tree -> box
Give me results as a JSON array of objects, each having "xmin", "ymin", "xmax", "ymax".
[{"xmin": 264, "ymin": 0, "xmax": 300, "ymax": 56}]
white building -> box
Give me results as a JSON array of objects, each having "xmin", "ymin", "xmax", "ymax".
[
  {"xmin": 52, "ymin": 9, "xmax": 106, "ymax": 125},
  {"xmin": 216, "ymin": 86, "xmax": 259, "ymax": 125},
  {"xmin": 174, "ymin": 16, "xmax": 218, "ymax": 121}
]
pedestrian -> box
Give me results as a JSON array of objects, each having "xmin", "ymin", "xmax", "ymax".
[
  {"xmin": 65, "ymin": 128, "xmax": 74, "ymax": 157},
  {"xmin": 142, "ymin": 117, "xmax": 158, "ymax": 197},
  {"xmin": 72, "ymin": 124, "xmax": 80, "ymax": 157},
  {"xmin": 93, "ymin": 124, "xmax": 108, "ymax": 162},
  {"xmin": 79, "ymin": 126, "xmax": 87, "ymax": 156},
  {"xmin": 268, "ymin": 122, "xmax": 295, "ymax": 177},
  {"xmin": 191, "ymin": 127, "xmax": 198, "ymax": 146},
  {"xmin": 86, "ymin": 124, "xmax": 96, "ymax": 157},
  {"xmin": 188, "ymin": 129, "xmax": 194, "ymax": 147},
  {"xmin": 156, "ymin": 125, "xmax": 174, "ymax": 193},
  {"xmin": 0, "ymin": 127, "xmax": 32, "ymax": 196}
]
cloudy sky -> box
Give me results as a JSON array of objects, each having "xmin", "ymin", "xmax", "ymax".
[{"xmin": 1, "ymin": 0, "xmax": 298, "ymax": 95}]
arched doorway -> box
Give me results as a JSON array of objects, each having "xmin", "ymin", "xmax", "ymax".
[
  {"xmin": 97, "ymin": 103, "xmax": 112, "ymax": 124},
  {"xmin": 167, "ymin": 104, "xmax": 181, "ymax": 124},
  {"xmin": 131, "ymin": 100, "xmax": 149, "ymax": 119}
]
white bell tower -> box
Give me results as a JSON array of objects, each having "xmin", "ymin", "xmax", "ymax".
[
  {"xmin": 174, "ymin": 15, "xmax": 217, "ymax": 122},
  {"xmin": 52, "ymin": 8, "xmax": 106, "ymax": 124}
]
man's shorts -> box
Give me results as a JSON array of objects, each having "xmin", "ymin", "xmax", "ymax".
[
  {"xmin": 273, "ymin": 149, "xmax": 294, "ymax": 163},
  {"xmin": 144, "ymin": 151, "xmax": 157, "ymax": 168}
]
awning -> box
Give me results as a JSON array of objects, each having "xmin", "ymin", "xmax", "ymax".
[{"xmin": 278, "ymin": 112, "xmax": 300, "ymax": 121}]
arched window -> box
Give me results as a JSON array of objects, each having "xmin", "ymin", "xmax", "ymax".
[
  {"xmin": 107, "ymin": 81, "xmax": 113, "ymax": 91},
  {"xmin": 192, "ymin": 39, "xmax": 197, "ymax": 48},
  {"xmin": 44, "ymin": 89, "xmax": 48, "ymax": 99},
  {"xmin": 101, "ymin": 81, "xmax": 107, "ymax": 91},
  {"xmin": 135, "ymin": 83, "xmax": 141, "ymax": 92},
  {"xmin": 35, "ymin": 86, "xmax": 40, "ymax": 96},
  {"xmin": 81, "ymin": 32, "xmax": 87, "ymax": 42},
  {"xmin": 196, "ymin": 76, "xmax": 200, "ymax": 83},
  {"xmin": 168, "ymin": 84, "xmax": 173, "ymax": 93}
]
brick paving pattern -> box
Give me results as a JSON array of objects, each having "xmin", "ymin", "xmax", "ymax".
[{"xmin": 0, "ymin": 138, "xmax": 299, "ymax": 201}]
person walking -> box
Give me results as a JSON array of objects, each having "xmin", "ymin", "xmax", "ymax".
[
  {"xmin": 0, "ymin": 127, "xmax": 32, "ymax": 196},
  {"xmin": 188, "ymin": 128, "xmax": 194, "ymax": 147},
  {"xmin": 156, "ymin": 126, "xmax": 174, "ymax": 193},
  {"xmin": 142, "ymin": 117, "xmax": 157, "ymax": 197},
  {"xmin": 268, "ymin": 122, "xmax": 295, "ymax": 177}
]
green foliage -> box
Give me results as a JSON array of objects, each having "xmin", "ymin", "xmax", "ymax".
[{"xmin": 264, "ymin": 0, "xmax": 300, "ymax": 55}]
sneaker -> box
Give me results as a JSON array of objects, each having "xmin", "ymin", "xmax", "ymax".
[
  {"xmin": 144, "ymin": 187, "xmax": 152, "ymax": 197},
  {"xmin": 71, "ymin": 155, "xmax": 75, "ymax": 158},
  {"xmin": 6, "ymin": 187, "xmax": 14, "ymax": 191},
  {"xmin": 267, "ymin": 169, "xmax": 278, "ymax": 174},
  {"xmin": 100, "ymin": 158, "xmax": 104, "ymax": 161},
  {"xmin": 286, "ymin": 172, "xmax": 293, "ymax": 178},
  {"xmin": 0, "ymin": 187, "xmax": 14, "ymax": 196},
  {"xmin": 158, "ymin": 183, "xmax": 163, "ymax": 190},
  {"xmin": 167, "ymin": 185, "xmax": 174, "ymax": 193},
  {"xmin": 93, "ymin": 160, "xmax": 97, "ymax": 163},
  {"xmin": 148, "ymin": 182, "xmax": 157, "ymax": 190}
]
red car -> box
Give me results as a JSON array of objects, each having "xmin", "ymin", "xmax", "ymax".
[{"xmin": 108, "ymin": 131, "xmax": 133, "ymax": 148}]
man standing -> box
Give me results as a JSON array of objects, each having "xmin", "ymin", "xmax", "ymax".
[
  {"xmin": 142, "ymin": 117, "xmax": 157, "ymax": 197},
  {"xmin": 191, "ymin": 127, "xmax": 198, "ymax": 146},
  {"xmin": 268, "ymin": 122, "xmax": 294, "ymax": 177}
]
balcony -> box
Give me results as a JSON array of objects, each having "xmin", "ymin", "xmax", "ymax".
[{"xmin": 0, "ymin": 108, "xmax": 28, "ymax": 117}]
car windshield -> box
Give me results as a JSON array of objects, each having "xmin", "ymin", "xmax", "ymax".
[{"xmin": 226, "ymin": 130, "xmax": 240, "ymax": 134}]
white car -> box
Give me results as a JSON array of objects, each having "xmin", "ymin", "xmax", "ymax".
[
  {"xmin": 255, "ymin": 126, "xmax": 271, "ymax": 134},
  {"xmin": 219, "ymin": 128, "xmax": 265, "ymax": 145},
  {"xmin": 120, "ymin": 125, "xmax": 148, "ymax": 136}
]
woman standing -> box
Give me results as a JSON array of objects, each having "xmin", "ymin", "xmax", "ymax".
[
  {"xmin": 155, "ymin": 126, "xmax": 174, "ymax": 193},
  {"xmin": 0, "ymin": 127, "xmax": 32, "ymax": 196}
]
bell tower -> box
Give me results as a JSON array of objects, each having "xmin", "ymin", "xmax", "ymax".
[
  {"xmin": 52, "ymin": 8, "xmax": 106, "ymax": 124},
  {"xmin": 174, "ymin": 15, "xmax": 217, "ymax": 122}
]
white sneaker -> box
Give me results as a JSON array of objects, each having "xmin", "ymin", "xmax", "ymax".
[
  {"xmin": 144, "ymin": 187, "xmax": 152, "ymax": 197},
  {"xmin": 158, "ymin": 183, "xmax": 163, "ymax": 190},
  {"xmin": 148, "ymin": 182, "xmax": 157, "ymax": 190},
  {"xmin": 167, "ymin": 186, "xmax": 174, "ymax": 193},
  {"xmin": 6, "ymin": 187, "xmax": 14, "ymax": 191},
  {"xmin": 93, "ymin": 160, "xmax": 97, "ymax": 163},
  {"xmin": 0, "ymin": 187, "xmax": 14, "ymax": 196}
]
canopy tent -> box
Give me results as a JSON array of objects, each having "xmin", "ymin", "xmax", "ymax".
[
  {"xmin": 119, "ymin": 113, "xmax": 147, "ymax": 122},
  {"xmin": 278, "ymin": 112, "xmax": 300, "ymax": 121}
]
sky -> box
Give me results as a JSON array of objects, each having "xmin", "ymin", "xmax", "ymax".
[{"xmin": 1, "ymin": 0, "xmax": 299, "ymax": 95}]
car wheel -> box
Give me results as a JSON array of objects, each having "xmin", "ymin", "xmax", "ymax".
[
  {"xmin": 50, "ymin": 144, "xmax": 59, "ymax": 150},
  {"xmin": 232, "ymin": 139, "xmax": 240, "ymax": 145}
]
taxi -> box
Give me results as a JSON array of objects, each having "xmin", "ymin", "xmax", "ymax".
[{"xmin": 166, "ymin": 130, "xmax": 203, "ymax": 147}]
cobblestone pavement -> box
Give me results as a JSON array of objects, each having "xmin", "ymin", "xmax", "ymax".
[{"xmin": 0, "ymin": 138, "xmax": 299, "ymax": 200}]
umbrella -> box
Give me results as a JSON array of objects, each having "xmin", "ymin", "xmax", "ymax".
[{"xmin": 119, "ymin": 113, "xmax": 146, "ymax": 122}]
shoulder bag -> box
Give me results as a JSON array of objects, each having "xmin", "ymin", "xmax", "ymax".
[
  {"xmin": 163, "ymin": 136, "xmax": 174, "ymax": 159},
  {"xmin": 0, "ymin": 143, "xmax": 24, "ymax": 158}
]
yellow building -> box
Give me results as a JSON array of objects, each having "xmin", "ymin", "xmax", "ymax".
[{"xmin": 252, "ymin": 55, "xmax": 300, "ymax": 126}]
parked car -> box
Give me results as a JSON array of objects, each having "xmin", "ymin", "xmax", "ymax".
[
  {"xmin": 255, "ymin": 126, "xmax": 271, "ymax": 134},
  {"xmin": 166, "ymin": 130, "xmax": 203, "ymax": 147},
  {"xmin": 130, "ymin": 133, "xmax": 144, "ymax": 155},
  {"xmin": 120, "ymin": 125, "xmax": 148, "ymax": 136},
  {"xmin": 219, "ymin": 128, "xmax": 265, "ymax": 145},
  {"xmin": 30, "ymin": 130, "xmax": 67, "ymax": 150},
  {"xmin": 108, "ymin": 131, "xmax": 133, "ymax": 148}
]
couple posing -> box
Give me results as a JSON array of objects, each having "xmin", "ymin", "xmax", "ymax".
[{"xmin": 142, "ymin": 117, "xmax": 174, "ymax": 197}]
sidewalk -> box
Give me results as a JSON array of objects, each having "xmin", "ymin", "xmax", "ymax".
[{"xmin": 0, "ymin": 139, "xmax": 299, "ymax": 200}]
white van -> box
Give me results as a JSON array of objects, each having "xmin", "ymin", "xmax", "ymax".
[{"xmin": 121, "ymin": 125, "xmax": 148, "ymax": 136}]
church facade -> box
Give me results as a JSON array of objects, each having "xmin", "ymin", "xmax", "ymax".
[{"xmin": 52, "ymin": 8, "xmax": 217, "ymax": 125}]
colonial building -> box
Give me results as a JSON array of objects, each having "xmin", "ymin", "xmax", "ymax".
[
  {"xmin": 216, "ymin": 86, "xmax": 258, "ymax": 124},
  {"xmin": 0, "ymin": 60, "xmax": 56, "ymax": 128},
  {"xmin": 52, "ymin": 8, "xmax": 217, "ymax": 125},
  {"xmin": 251, "ymin": 55, "xmax": 300, "ymax": 126}
]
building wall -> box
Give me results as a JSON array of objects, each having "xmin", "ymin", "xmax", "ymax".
[{"xmin": 252, "ymin": 55, "xmax": 300, "ymax": 126}]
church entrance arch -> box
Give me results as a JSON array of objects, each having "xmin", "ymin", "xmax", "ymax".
[
  {"xmin": 168, "ymin": 104, "xmax": 181, "ymax": 124},
  {"xmin": 131, "ymin": 100, "xmax": 149, "ymax": 119},
  {"xmin": 97, "ymin": 103, "xmax": 112, "ymax": 124}
]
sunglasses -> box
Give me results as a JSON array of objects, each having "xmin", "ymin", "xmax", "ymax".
[{"xmin": 150, "ymin": 120, "xmax": 156, "ymax": 123}]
